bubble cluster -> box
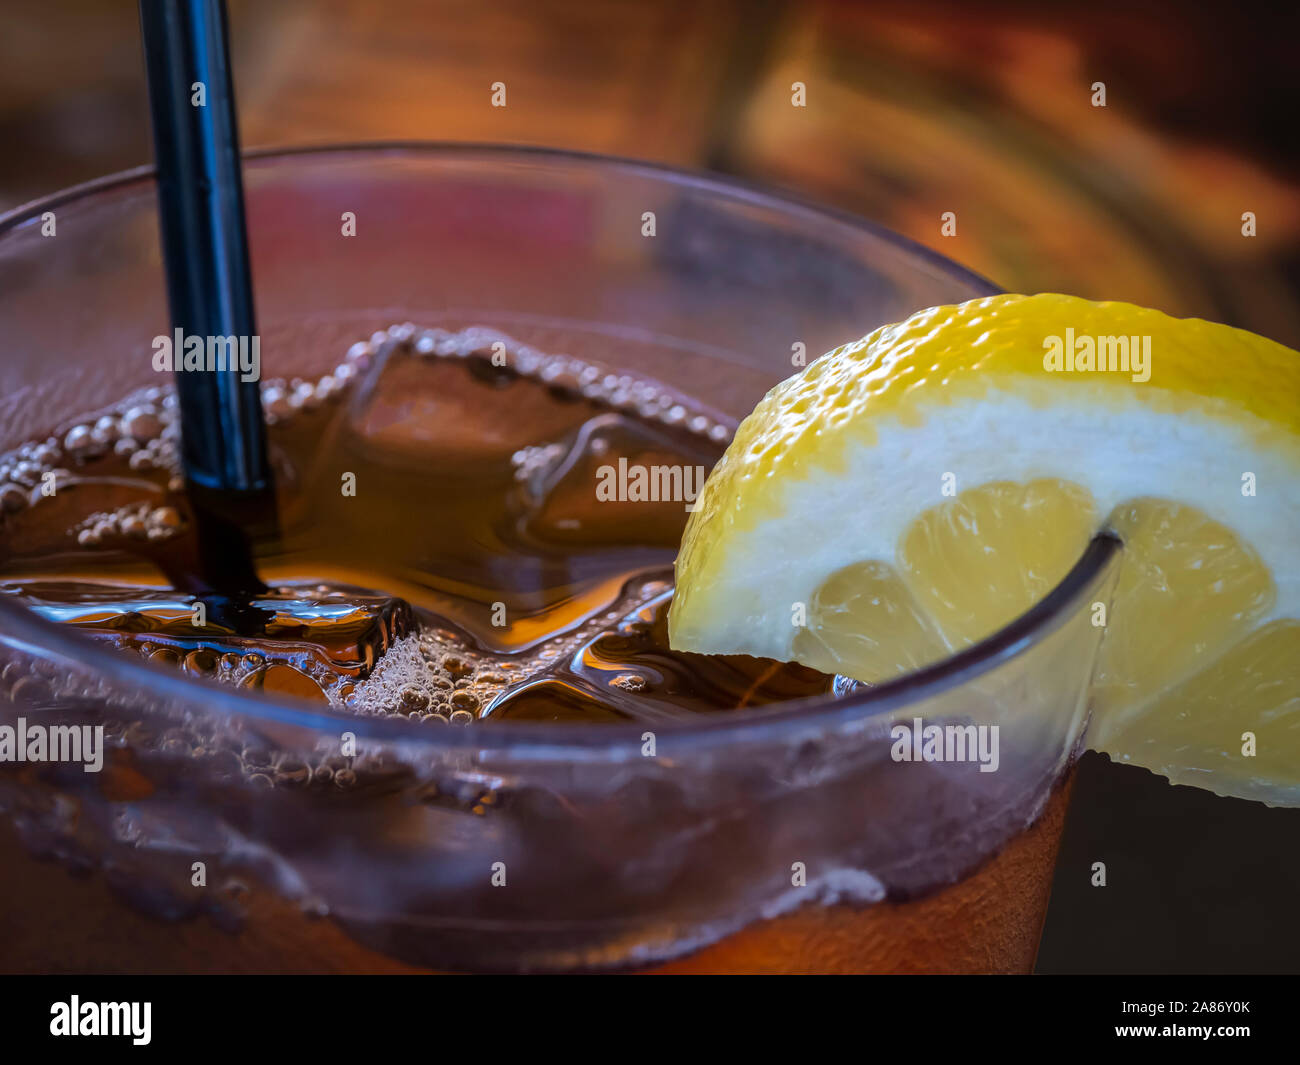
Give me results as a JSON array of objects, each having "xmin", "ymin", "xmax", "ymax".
[
  {"xmin": 332, "ymin": 631, "xmax": 506, "ymax": 723},
  {"xmin": 359, "ymin": 323, "xmax": 734, "ymax": 443},
  {"xmin": 74, "ymin": 502, "xmax": 183, "ymax": 547},
  {"xmin": 0, "ymin": 323, "xmax": 732, "ymax": 536},
  {"xmin": 335, "ymin": 573, "xmax": 677, "ymax": 722},
  {"xmin": 0, "ymin": 390, "xmax": 182, "ymax": 525},
  {"xmin": 610, "ymin": 673, "xmax": 649, "ymax": 693}
]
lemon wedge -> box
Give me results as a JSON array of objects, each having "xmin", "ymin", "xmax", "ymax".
[{"xmin": 670, "ymin": 294, "xmax": 1300, "ymax": 805}]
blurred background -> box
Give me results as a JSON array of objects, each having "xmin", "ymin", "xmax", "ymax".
[
  {"xmin": 3, "ymin": 0, "xmax": 1298, "ymax": 347},
  {"xmin": 1, "ymin": 0, "xmax": 1297, "ymax": 972}
]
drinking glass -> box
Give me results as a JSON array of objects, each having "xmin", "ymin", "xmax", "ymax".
[{"xmin": 0, "ymin": 145, "xmax": 1120, "ymax": 973}]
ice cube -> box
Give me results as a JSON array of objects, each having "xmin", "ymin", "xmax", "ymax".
[
  {"xmin": 343, "ymin": 343, "xmax": 593, "ymax": 475},
  {"xmin": 512, "ymin": 411, "xmax": 723, "ymax": 549}
]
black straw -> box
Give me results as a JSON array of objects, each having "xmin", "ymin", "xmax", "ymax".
[
  {"xmin": 139, "ymin": 0, "xmax": 270, "ymax": 497},
  {"xmin": 139, "ymin": 0, "xmax": 272, "ymax": 609}
]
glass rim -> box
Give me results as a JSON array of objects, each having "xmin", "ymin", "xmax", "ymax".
[
  {"xmin": 0, "ymin": 140, "xmax": 1114, "ymax": 756},
  {"xmin": 0, "ymin": 140, "xmax": 1000, "ymax": 295}
]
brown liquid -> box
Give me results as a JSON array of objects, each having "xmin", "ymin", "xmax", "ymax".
[
  {"xmin": 0, "ymin": 334, "xmax": 834, "ymax": 720},
  {"xmin": 0, "ymin": 772, "xmax": 1072, "ymax": 974},
  {"xmin": 0, "ymin": 327, "xmax": 1071, "ymax": 974}
]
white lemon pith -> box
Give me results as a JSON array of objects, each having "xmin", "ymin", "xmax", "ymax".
[{"xmin": 668, "ymin": 293, "xmax": 1300, "ymax": 805}]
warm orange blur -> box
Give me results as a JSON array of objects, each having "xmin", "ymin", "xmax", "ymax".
[{"xmin": 0, "ymin": 0, "xmax": 1296, "ymax": 347}]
